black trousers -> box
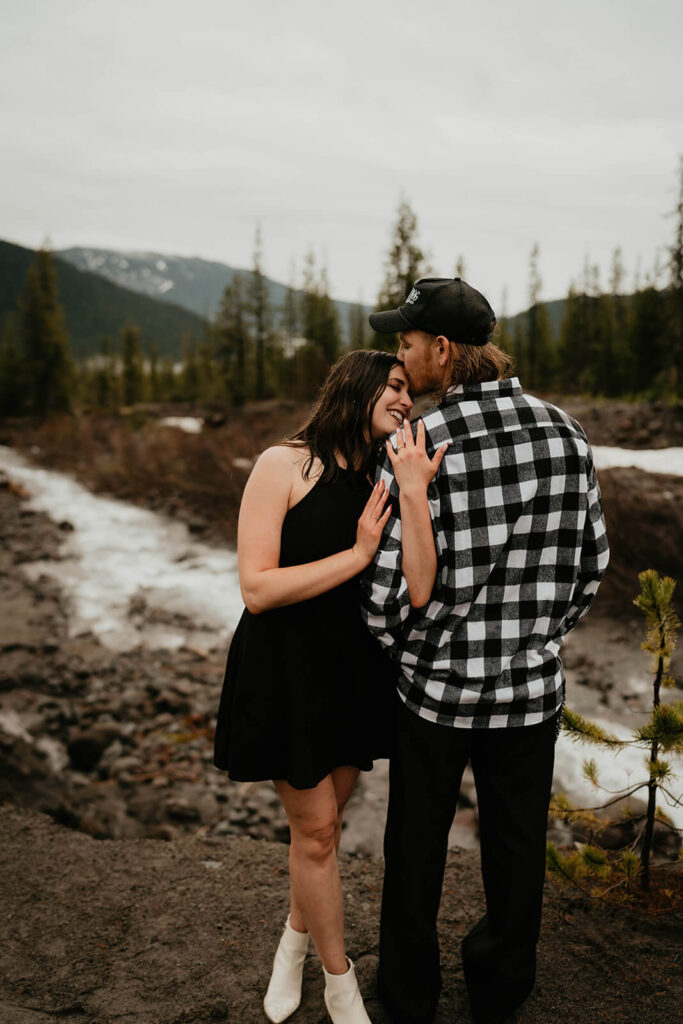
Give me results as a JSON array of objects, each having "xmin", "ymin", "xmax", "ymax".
[{"xmin": 378, "ymin": 699, "xmax": 558, "ymax": 1024}]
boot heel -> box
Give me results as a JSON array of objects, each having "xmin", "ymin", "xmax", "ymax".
[
  {"xmin": 323, "ymin": 958, "xmax": 371, "ymax": 1024},
  {"xmin": 263, "ymin": 916, "xmax": 310, "ymax": 1024}
]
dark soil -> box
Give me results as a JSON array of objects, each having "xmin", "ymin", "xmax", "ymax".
[{"xmin": 1, "ymin": 804, "xmax": 680, "ymax": 1024}]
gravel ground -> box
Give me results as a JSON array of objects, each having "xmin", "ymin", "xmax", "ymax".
[{"xmin": 1, "ymin": 804, "xmax": 681, "ymax": 1024}]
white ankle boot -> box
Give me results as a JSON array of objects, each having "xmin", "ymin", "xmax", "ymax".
[
  {"xmin": 323, "ymin": 957, "xmax": 372, "ymax": 1024},
  {"xmin": 263, "ymin": 915, "xmax": 310, "ymax": 1023}
]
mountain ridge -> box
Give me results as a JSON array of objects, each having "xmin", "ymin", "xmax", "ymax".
[
  {"xmin": 58, "ymin": 244, "xmax": 370, "ymax": 342},
  {"xmin": 0, "ymin": 239, "xmax": 208, "ymax": 359}
]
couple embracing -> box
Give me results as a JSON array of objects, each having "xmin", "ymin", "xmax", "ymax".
[{"xmin": 214, "ymin": 277, "xmax": 609, "ymax": 1024}]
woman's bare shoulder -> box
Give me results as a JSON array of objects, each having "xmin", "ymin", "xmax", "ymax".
[{"xmin": 255, "ymin": 443, "xmax": 310, "ymax": 472}]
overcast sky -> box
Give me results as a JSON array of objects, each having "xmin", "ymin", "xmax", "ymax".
[{"xmin": 1, "ymin": 0, "xmax": 681, "ymax": 315}]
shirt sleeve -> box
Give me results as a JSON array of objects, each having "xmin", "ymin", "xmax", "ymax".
[
  {"xmin": 558, "ymin": 456, "xmax": 610, "ymax": 636},
  {"xmin": 359, "ymin": 449, "xmax": 414, "ymax": 653}
]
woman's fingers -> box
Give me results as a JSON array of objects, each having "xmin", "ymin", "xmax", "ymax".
[
  {"xmin": 371, "ymin": 483, "xmax": 389, "ymax": 516},
  {"xmin": 379, "ymin": 502, "xmax": 392, "ymax": 525},
  {"xmin": 363, "ymin": 480, "xmax": 388, "ymax": 517}
]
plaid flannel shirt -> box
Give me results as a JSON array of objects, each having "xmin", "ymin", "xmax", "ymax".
[{"xmin": 361, "ymin": 377, "xmax": 609, "ymax": 729}]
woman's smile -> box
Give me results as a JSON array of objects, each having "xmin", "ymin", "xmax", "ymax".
[{"xmin": 370, "ymin": 366, "xmax": 413, "ymax": 440}]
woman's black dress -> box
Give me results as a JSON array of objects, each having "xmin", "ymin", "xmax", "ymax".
[{"xmin": 213, "ymin": 467, "xmax": 397, "ymax": 790}]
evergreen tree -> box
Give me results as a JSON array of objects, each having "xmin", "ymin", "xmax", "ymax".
[
  {"xmin": 667, "ymin": 156, "xmax": 683, "ymax": 397},
  {"xmin": 148, "ymin": 339, "xmax": 160, "ymax": 403},
  {"xmin": 0, "ymin": 313, "xmax": 29, "ymax": 415},
  {"xmin": 373, "ymin": 197, "xmax": 429, "ymax": 351},
  {"xmin": 92, "ymin": 336, "xmax": 119, "ymax": 410},
  {"xmin": 587, "ymin": 263, "xmax": 613, "ymax": 396},
  {"xmin": 627, "ymin": 285, "xmax": 668, "ymax": 395},
  {"xmin": 524, "ymin": 244, "xmax": 553, "ymax": 391},
  {"xmin": 181, "ymin": 335, "xmax": 201, "ymax": 403},
  {"xmin": 121, "ymin": 324, "xmax": 145, "ymax": 406},
  {"xmin": 348, "ymin": 299, "xmax": 367, "ymax": 351},
  {"xmin": 300, "ymin": 250, "xmax": 341, "ymax": 366},
  {"xmin": 606, "ymin": 248, "xmax": 634, "ymax": 396},
  {"xmin": 281, "ymin": 263, "xmax": 300, "ymax": 358},
  {"xmin": 495, "ymin": 288, "xmax": 514, "ymax": 364},
  {"xmin": 511, "ymin": 315, "xmax": 526, "ymax": 381},
  {"xmin": 215, "ymin": 271, "xmax": 250, "ymax": 405},
  {"xmin": 18, "ymin": 248, "xmax": 73, "ymax": 417},
  {"xmin": 558, "ymin": 281, "xmax": 590, "ymax": 393},
  {"xmin": 249, "ymin": 226, "xmax": 274, "ymax": 399},
  {"xmin": 157, "ymin": 356, "xmax": 178, "ymax": 402},
  {"xmin": 549, "ymin": 571, "xmax": 682, "ymax": 893}
]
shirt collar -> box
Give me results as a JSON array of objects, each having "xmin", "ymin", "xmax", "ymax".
[{"xmin": 445, "ymin": 376, "xmax": 523, "ymax": 398}]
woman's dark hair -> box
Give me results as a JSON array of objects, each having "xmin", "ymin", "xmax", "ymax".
[{"xmin": 286, "ymin": 349, "xmax": 401, "ymax": 481}]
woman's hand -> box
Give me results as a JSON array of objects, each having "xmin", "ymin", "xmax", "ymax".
[
  {"xmin": 386, "ymin": 419, "xmax": 448, "ymax": 496},
  {"xmin": 352, "ymin": 481, "xmax": 392, "ymax": 566}
]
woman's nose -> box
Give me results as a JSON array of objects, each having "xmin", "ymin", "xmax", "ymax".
[{"xmin": 402, "ymin": 392, "xmax": 413, "ymax": 411}]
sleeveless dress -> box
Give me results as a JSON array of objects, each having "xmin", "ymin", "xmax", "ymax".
[{"xmin": 213, "ymin": 466, "xmax": 397, "ymax": 790}]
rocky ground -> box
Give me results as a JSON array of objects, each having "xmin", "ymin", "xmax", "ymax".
[
  {"xmin": 1, "ymin": 418, "xmax": 683, "ymax": 1023},
  {"xmin": 0, "ymin": 472, "xmax": 292, "ymax": 848},
  {"xmin": 2, "ymin": 803, "xmax": 681, "ymax": 1024}
]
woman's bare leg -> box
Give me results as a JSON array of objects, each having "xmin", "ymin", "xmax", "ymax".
[
  {"xmin": 276, "ymin": 767, "xmax": 360, "ymax": 974},
  {"xmin": 287, "ymin": 766, "xmax": 360, "ymax": 932}
]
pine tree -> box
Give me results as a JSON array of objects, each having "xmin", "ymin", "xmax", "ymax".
[
  {"xmin": 0, "ymin": 313, "xmax": 29, "ymax": 415},
  {"xmin": 587, "ymin": 263, "xmax": 613, "ymax": 396},
  {"xmin": 157, "ymin": 357, "xmax": 178, "ymax": 402},
  {"xmin": 606, "ymin": 248, "xmax": 634, "ymax": 396},
  {"xmin": 524, "ymin": 244, "xmax": 553, "ymax": 391},
  {"xmin": 215, "ymin": 271, "xmax": 250, "ymax": 405},
  {"xmin": 181, "ymin": 335, "xmax": 201, "ymax": 403},
  {"xmin": 667, "ymin": 156, "xmax": 683, "ymax": 397},
  {"xmin": 18, "ymin": 248, "xmax": 73, "ymax": 417},
  {"xmin": 280, "ymin": 263, "xmax": 299, "ymax": 359},
  {"xmin": 558, "ymin": 260, "xmax": 604, "ymax": 395},
  {"xmin": 495, "ymin": 288, "xmax": 514, "ymax": 364},
  {"xmin": 549, "ymin": 571, "xmax": 682, "ymax": 893},
  {"xmin": 628, "ymin": 284, "xmax": 668, "ymax": 395},
  {"xmin": 249, "ymin": 226, "xmax": 274, "ymax": 399},
  {"xmin": 121, "ymin": 324, "xmax": 145, "ymax": 406},
  {"xmin": 300, "ymin": 250, "xmax": 341, "ymax": 368},
  {"xmin": 373, "ymin": 197, "xmax": 429, "ymax": 351},
  {"xmin": 348, "ymin": 299, "xmax": 367, "ymax": 350},
  {"xmin": 148, "ymin": 339, "xmax": 160, "ymax": 403},
  {"xmin": 92, "ymin": 336, "xmax": 119, "ymax": 410}
]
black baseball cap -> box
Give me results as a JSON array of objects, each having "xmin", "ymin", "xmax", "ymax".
[{"xmin": 369, "ymin": 277, "xmax": 496, "ymax": 346}]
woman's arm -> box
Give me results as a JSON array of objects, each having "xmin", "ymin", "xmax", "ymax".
[
  {"xmin": 238, "ymin": 446, "xmax": 391, "ymax": 614},
  {"xmin": 386, "ymin": 420, "xmax": 447, "ymax": 608}
]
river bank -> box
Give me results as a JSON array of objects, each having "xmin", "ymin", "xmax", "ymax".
[{"xmin": 1, "ymin": 447, "xmax": 681, "ymax": 856}]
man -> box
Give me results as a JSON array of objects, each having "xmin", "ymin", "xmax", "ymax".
[{"xmin": 361, "ymin": 277, "xmax": 609, "ymax": 1024}]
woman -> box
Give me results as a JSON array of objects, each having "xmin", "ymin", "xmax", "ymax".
[{"xmin": 214, "ymin": 349, "xmax": 443, "ymax": 1024}]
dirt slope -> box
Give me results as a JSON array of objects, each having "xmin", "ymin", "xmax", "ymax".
[{"xmin": 1, "ymin": 805, "xmax": 681, "ymax": 1024}]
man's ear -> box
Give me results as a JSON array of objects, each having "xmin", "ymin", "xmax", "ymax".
[{"xmin": 434, "ymin": 335, "xmax": 451, "ymax": 367}]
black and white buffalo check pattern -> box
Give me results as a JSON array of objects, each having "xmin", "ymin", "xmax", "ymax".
[{"xmin": 361, "ymin": 377, "xmax": 609, "ymax": 729}]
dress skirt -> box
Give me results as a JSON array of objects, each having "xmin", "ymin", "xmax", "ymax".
[{"xmin": 213, "ymin": 467, "xmax": 397, "ymax": 790}]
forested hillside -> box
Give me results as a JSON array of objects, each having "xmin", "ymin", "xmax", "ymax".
[{"xmin": 0, "ymin": 240, "xmax": 207, "ymax": 359}]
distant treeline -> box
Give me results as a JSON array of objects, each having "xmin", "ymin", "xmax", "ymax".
[{"xmin": 1, "ymin": 161, "xmax": 681, "ymax": 418}]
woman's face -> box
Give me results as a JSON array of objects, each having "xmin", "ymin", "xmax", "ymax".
[{"xmin": 369, "ymin": 364, "xmax": 413, "ymax": 440}]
